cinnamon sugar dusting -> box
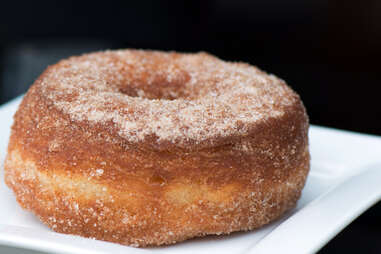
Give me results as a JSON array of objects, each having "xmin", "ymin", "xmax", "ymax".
[{"xmin": 39, "ymin": 50, "xmax": 297, "ymax": 146}]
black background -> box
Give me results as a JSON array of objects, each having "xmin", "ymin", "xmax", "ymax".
[{"xmin": 0, "ymin": 1, "xmax": 380, "ymax": 253}]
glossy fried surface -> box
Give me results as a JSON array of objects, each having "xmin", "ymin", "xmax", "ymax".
[{"xmin": 4, "ymin": 49, "xmax": 310, "ymax": 247}]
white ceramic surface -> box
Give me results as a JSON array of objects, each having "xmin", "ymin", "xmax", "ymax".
[{"xmin": 0, "ymin": 97, "xmax": 380, "ymax": 254}]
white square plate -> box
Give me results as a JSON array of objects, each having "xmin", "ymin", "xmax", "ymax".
[{"xmin": 1, "ymin": 97, "xmax": 380, "ymax": 254}]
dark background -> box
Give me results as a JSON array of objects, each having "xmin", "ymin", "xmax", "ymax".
[{"xmin": 0, "ymin": 0, "xmax": 380, "ymax": 253}]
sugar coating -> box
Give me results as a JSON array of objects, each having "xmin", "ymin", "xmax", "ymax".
[{"xmin": 39, "ymin": 50, "xmax": 297, "ymax": 147}]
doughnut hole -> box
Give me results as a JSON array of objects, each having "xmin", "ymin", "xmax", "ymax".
[
  {"xmin": 116, "ymin": 62, "xmax": 194, "ymax": 101},
  {"xmin": 103, "ymin": 52, "xmax": 221, "ymax": 101}
]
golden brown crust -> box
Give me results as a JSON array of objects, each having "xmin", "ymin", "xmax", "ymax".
[{"xmin": 4, "ymin": 49, "xmax": 310, "ymax": 247}]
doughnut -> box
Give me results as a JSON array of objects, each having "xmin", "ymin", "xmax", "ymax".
[{"xmin": 4, "ymin": 49, "xmax": 310, "ymax": 247}]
